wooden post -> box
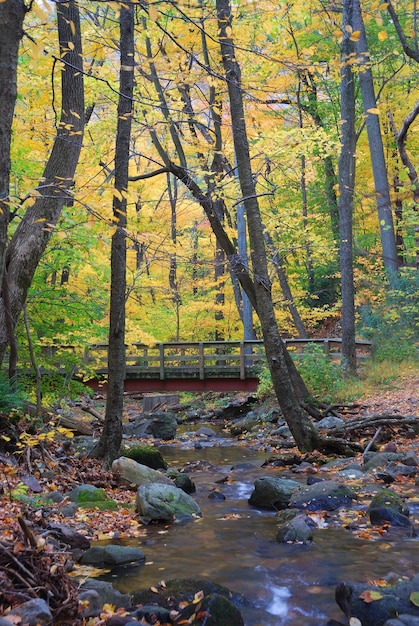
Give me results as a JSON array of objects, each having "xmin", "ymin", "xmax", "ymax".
[
  {"xmin": 240, "ymin": 341, "xmax": 245, "ymax": 379},
  {"xmin": 199, "ymin": 342, "xmax": 205, "ymax": 379},
  {"xmin": 159, "ymin": 343, "xmax": 165, "ymax": 380}
]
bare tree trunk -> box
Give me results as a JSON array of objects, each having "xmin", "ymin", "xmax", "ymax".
[
  {"xmin": 352, "ymin": 0, "xmax": 399, "ymax": 275},
  {"xmin": 0, "ymin": 0, "xmax": 85, "ymax": 365},
  {"xmin": 0, "ymin": 0, "xmax": 27, "ymax": 290},
  {"xmin": 91, "ymin": 3, "xmax": 134, "ymax": 463},
  {"xmin": 339, "ymin": 0, "xmax": 357, "ymax": 376},
  {"xmin": 215, "ymin": 0, "xmax": 321, "ymax": 452}
]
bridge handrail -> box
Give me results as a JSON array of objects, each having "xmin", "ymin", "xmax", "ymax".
[{"xmin": 79, "ymin": 337, "xmax": 371, "ymax": 381}]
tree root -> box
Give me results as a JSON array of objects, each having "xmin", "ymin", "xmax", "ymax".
[
  {"xmin": 327, "ymin": 414, "xmax": 419, "ymax": 435},
  {"xmin": 316, "ymin": 435, "xmax": 363, "ymax": 456}
]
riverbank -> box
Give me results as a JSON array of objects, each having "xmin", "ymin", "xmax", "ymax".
[{"xmin": 1, "ymin": 375, "xmax": 419, "ymax": 624}]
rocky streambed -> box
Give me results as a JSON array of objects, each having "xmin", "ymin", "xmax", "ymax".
[{"xmin": 1, "ymin": 394, "xmax": 419, "ymax": 625}]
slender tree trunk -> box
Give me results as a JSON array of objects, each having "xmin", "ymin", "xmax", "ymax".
[
  {"xmin": 0, "ymin": 0, "xmax": 27, "ymax": 291},
  {"xmin": 339, "ymin": 0, "xmax": 357, "ymax": 376},
  {"xmin": 352, "ymin": 0, "xmax": 399, "ymax": 275},
  {"xmin": 265, "ymin": 232, "xmax": 308, "ymax": 338},
  {"xmin": 91, "ymin": 3, "xmax": 134, "ymax": 463},
  {"xmin": 215, "ymin": 0, "xmax": 321, "ymax": 452},
  {"xmin": 0, "ymin": 0, "xmax": 85, "ymax": 366}
]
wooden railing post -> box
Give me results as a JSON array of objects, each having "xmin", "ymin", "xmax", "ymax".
[
  {"xmin": 199, "ymin": 342, "xmax": 204, "ymax": 379},
  {"xmin": 323, "ymin": 338, "xmax": 330, "ymax": 355},
  {"xmin": 240, "ymin": 341, "xmax": 245, "ymax": 379},
  {"xmin": 159, "ymin": 343, "xmax": 165, "ymax": 380}
]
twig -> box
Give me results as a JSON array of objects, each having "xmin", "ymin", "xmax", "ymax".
[{"xmin": 363, "ymin": 426, "xmax": 382, "ymax": 455}]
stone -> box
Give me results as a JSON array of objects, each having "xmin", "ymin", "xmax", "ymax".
[
  {"xmin": 66, "ymin": 484, "xmax": 118, "ymax": 510},
  {"xmin": 276, "ymin": 515, "xmax": 313, "ymax": 543},
  {"xmin": 177, "ymin": 592, "xmax": 244, "ymax": 626},
  {"xmin": 136, "ymin": 482, "xmax": 201, "ymax": 521},
  {"xmin": 289, "ymin": 480, "xmax": 355, "ymax": 511},
  {"xmin": 80, "ymin": 544, "xmax": 146, "ymax": 567},
  {"xmin": 144, "ymin": 412, "xmax": 178, "ymax": 440},
  {"xmin": 248, "ymin": 476, "xmax": 300, "ymax": 511},
  {"xmin": 401, "ymin": 451, "xmax": 419, "ymax": 466},
  {"xmin": 315, "ymin": 416, "xmax": 345, "ymax": 429},
  {"xmin": 112, "ymin": 457, "xmax": 173, "ymax": 487},
  {"xmin": 120, "ymin": 444, "xmax": 168, "ymax": 469},
  {"xmin": 45, "ymin": 523, "xmax": 90, "ymax": 549},
  {"xmin": 362, "ymin": 452, "xmax": 405, "ymax": 471},
  {"xmin": 168, "ymin": 471, "xmax": 196, "ymax": 493},
  {"xmin": 6, "ymin": 599, "xmax": 52, "ymax": 625},
  {"xmin": 80, "ymin": 580, "xmax": 132, "ymax": 612}
]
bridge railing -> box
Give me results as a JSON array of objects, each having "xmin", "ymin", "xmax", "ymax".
[{"xmin": 81, "ymin": 337, "xmax": 372, "ymax": 381}]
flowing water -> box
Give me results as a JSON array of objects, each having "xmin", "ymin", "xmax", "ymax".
[{"xmin": 101, "ymin": 435, "xmax": 419, "ymax": 625}]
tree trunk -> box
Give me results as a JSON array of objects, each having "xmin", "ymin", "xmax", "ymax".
[
  {"xmin": 352, "ymin": 0, "xmax": 399, "ymax": 275},
  {"xmin": 215, "ymin": 0, "xmax": 321, "ymax": 452},
  {"xmin": 338, "ymin": 0, "xmax": 357, "ymax": 376},
  {"xmin": 0, "ymin": 0, "xmax": 27, "ymax": 290},
  {"xmin": 91, "ymin": 3, "xmax": 135, "ymax": 463},
  {"xmin": 0, "ymin": 0, "xmax": 84, "ymax": 365}
]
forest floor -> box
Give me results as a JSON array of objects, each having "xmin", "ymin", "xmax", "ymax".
[{"xmin": 0, "ymin": 371, "xmax": 419, "ymax": 624}]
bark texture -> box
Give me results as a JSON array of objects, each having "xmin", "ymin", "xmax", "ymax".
[
  {"xmin": 91, "ymin": 3, "xmax": 135, "ymax": 462},
  {"xmin": 352, "ymin": 0, "xmax": 399, "ymax": 275},
  {"xmin": 0, "ymin": 0, "xmax": 84, "ymax": 364},
  {"xmin": 0, "ymin": 0, "xmax": 27, "ymax": 290},
  {"xmin": 338, "ymin": 0, "xmax": 357, "ymax": 375},
  {"xmin": 215, "ymin": 0, "xmax": 321, "ymax": 452}
]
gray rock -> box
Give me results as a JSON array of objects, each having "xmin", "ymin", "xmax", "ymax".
[
  {"xmin": 362, "ymin": 452, "xmax": 405, "ymax": 471},
  {"xmin": 315, "ymin": 416, "xmax": 345, "ymax": 429},
  {"xmin": 196, "ymin": 426, "xmax": 218, "ymax": 437},
  {"xmin": 248, "ymin": 476, "xmax": 300, "ymax": 511},
  {"xmin": 229, "ymin": 413, "xmax": 259, "ymax": 436},
  {"xmin": 401, "ymin": 451, "xmax": 419, "ymax": 466},
  {"xmin": 384, "ymin": 617, "xmax": 419, "ymax": 626},
  {"xmin": 80, "ymin": 544, "xmax": 146, "ymax": 567},
  {"xmin": 338, "ymin": 469, "xmax": 365, "ymax": 480},
  {"xmin": 136, "ymin": 482, "xmax": 201, "ymax": 521},
  {"xmin": 112, "ymin": 457, "xmax": 173, "ymax": 487},
  {"xmin": 276, "ymin": 515, "xmax": 313, "ymax": 543},
  {"xmin": 168, "ymin": 471, "xmax": 196, "ymax": 493},
  {"xmin": 7, "ymin": 599, "xmax": 52, "ymax": 625},
  {"xmin": 78, "ymin": 589, "xmax": 103, "ymax": 618},
  {"xmin": 337, "ymin": 575, "xmax": 419, "ymax": 626},
  {"xmin": 80, "ymin": 580, "xmax": 131, "ymax": 613},
  {"xmin": 289, "ymin": 480, "xmax": 355, "ymax": 511},
  {"xmin": 145, "ymin": 412, "xmax": 178, "ymax": 440}
]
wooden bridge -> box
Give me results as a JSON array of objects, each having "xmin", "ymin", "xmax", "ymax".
[{"xmin": 81, "ymin": 338, "xmax": 372, "ymax": 393}]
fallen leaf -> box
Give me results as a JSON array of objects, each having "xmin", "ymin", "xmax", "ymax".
[{"xmin": 359, "ymin": 589, "xmax": 383, "ymax": 603}]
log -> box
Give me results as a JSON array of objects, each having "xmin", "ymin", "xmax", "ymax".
[{"xmin": 56, "ymin": 414, "xmax": 93, "ymax": 436}]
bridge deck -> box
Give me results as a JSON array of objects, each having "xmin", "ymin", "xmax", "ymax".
[{"xmin": 79, "ymin": 338, "xmax": 372, "ymax": 392}]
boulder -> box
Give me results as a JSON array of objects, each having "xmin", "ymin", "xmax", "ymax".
[
  {"xmin": 168, "ymin": 470, "xmax": 196, "ymax": 493},
  {"xmin": 112, "ymin": 457, "xmax": 173, "ymax": 487},
  {"xmin": 80, "ymin": 544, "xmax": 146, "ymax": 567},
  {"xmin": 276, "ymin": 514, "xmax": 313, "ymax": 543},
  {"xmin": 177, "ymin": 592, "xmax": 244, "ymax": 625},
  {"xmin": 123, "ymin": 412, "xmax": 177, "ymax": 440},
  {"xmin": 367, "ymin": 488, "xmax": 414, "ymax": 533},
  {"xmin": 248, "ymin": 476, "xmax": 300, "ymax": 511},
  {"xmin": 79, "ymin": 580, "xmax": 132, "ymax": 617},
  {"xmin": 136, "ymin": 482, "xmax": 201, "ymax": 521},
  {"xmin": 120, "ymin": 444, "xmax": 168, "ymax": 469},
  {"xmin": 66, "ymin": 485, "xmax": 118, "ymax": 510},
  {"xmin": 335, "ymin": 576, "xmax": 419, "ymax": 626},
  {"xmin": 145, "ymin": 412, "xmax": 178, "ymax": 440},
  {"xmin": 289, "ymin": 480, "xmax": 355, "ymax": 511},
  {"xmin": 6, "ymin": 599, "xmax": 52, "ymax": 625}
]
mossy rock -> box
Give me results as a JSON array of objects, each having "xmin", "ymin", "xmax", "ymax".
[
  {"xmin": 121, "ymin": 444, "xmax": 168, "ymax": 470},
  {"xmin": 67, "ymin": 485, "xmax": 118, "ymax": 510}
]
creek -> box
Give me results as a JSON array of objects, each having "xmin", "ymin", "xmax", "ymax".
[{"xmin": 101, "ymin": 431, "xmax": 419, "ymax": 625}]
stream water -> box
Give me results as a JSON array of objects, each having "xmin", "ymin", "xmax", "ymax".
[{"xmin": 101, "ymin": 434, "xmax": 419, "ymax": 625}]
